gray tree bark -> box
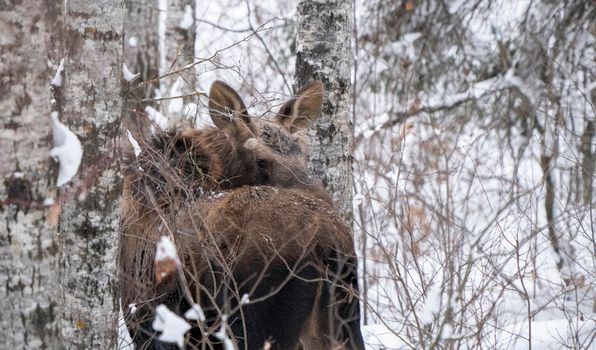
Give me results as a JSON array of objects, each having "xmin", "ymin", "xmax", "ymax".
[
  {"xmin": 123, "ymin": 0, "xmax": 196, "ymax": 141},
  {"xmin": 123, "ymin": 0, "xmax": 161, "ymax": 138},
  {"xmin": 57, "ymin": 1, "xmax": 123, "ymax": 347},
  {"xmin": 161, "ymin": 0, "xmax": 197, "ymax": 127},
  {"xmin": 0, "ymin": 1, "xmax": 62, "ymax": 348},
  {"xmin": 295, "ymin": 0, "xmax": 354, "ymax": 222}
]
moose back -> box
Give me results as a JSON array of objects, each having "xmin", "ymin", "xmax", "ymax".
[{"xmin": 120, "ymin": 81, "xmax": 365, "ymax": 349}]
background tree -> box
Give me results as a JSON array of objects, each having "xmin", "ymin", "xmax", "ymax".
[
  {"xmin": 295, "ymin": 0, "xmax": 355, "ymax": 222},
  {"xmin": 0, "ymin": 1, "xmax": 61, "ymax": 347},
  {"xmin": 57, "ymin": 1, "xmax": 123, "ymax": 347}
]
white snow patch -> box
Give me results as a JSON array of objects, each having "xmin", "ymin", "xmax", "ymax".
[
  {"xmin": 123, "ymin": 63, "xmax": 140, "ymax": 82},
  {"xmin": 145, "ymin": 106, "xmax": 168, "ymax": 130},
  {"xmin": 184, "ymin": 304, "xmax": 205, "ymax": 322},
  {"xmin": 51, "ymin": 58, "xmax": 65, "ymax": 86},
  {"xmin": 152, "ymin": 304, "xmax": 191, "ymax": 349},
  {"xmin": 43, "ymin": 197, "xmax": 55, "ymax": 206},
  {"xmin": 213, "ymin": 316, "xmax": 235, "ymax": 350},
  {"xmin": 126, "ymin": 129, "xmax": 142, "ymax": 157},
  {"xmin": 179, "ymin": 5, "xmax": 194, "ymax": 30},
  {"xmin": 13, "ymin": 171, "xmax": 24, "ymax": 178},
  {"xmin": 50, "ymin": 112, "xmax": 83, "ymax": 187},
  {"xmin": 128, "ymin": 303, "xmax": 137, "ymax": 314},
  {"xmin": 155, "ymin": 236, "xmax": 179, "ymax": 264},
  {"xmin": 240, "ymin": 294, "xmax": 250, "ymax": 305},
  {"xmin": 128, "ymin": 36, "xmax": 138, "ymax": 47}
]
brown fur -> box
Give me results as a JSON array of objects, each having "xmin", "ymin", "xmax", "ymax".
[{"xmin": 120, "ymin": 81, "xmax": 364, "ymax": 349}]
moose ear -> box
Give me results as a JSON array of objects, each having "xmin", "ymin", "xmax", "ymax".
[
  {"xmin": 208, "ymin": 81, "xmax": 254, "ymax": 136},
  {"xmin": 276, "ymin": 81, "xmax": 324, "ymax": 134}
]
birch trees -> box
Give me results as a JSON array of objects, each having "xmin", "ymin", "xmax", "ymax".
[
  {"xmin": 295, "ymin": 0, "xmax": 355, "ymax": 222},
  {"xmin": 0, "ymin": 1, "xmax": 61, "ymax": 347},
  {"xmin": 1, "ymin": 0, "xmax": 123, "ymax": 347}
]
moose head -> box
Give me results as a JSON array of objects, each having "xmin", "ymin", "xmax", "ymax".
[{"xmin": 127, "ymin": 80, "xmax": 326, "ymax": 208}]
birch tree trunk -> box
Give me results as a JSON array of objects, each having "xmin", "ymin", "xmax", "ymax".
[
  {"xmin": 123, "ymin": 0, "xmax": 161, "ymax": 139},
  {"xmin": 295, "ymin": 0, "xmax": 354, "ymax": 222},
  {"xmin": 162, "ymin": 0, "xmax": 196, "ymax": 127},
  {"xmin": 0, "ymin": 1, "xmax": 61, "ymax": 348},
  {"xmin": 123, "ymin": 0, "xmax": 196, "ymax": 142},
  {"xmin": 57, "ymin": 1, "xmax": 123, "ymax": 347}
]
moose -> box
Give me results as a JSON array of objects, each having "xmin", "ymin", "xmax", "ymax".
[{"xmin": 120, "ymin": 81, "xmax": 365, "ymax": 349}]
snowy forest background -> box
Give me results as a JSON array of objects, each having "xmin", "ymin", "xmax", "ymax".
[{"xmin": 1, "ymin": 0, "xmax": 594, "ymax": 349}]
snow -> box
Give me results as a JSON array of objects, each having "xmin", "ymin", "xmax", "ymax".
[
  {"xmin": 155, "ymin": 236, "xmax": 179, "ymax": 263},
  {"xmin": 122, "ymin": 63, "xmax": 139, "ymax": 82},
  {"xmin": 128, "ymin": 36, "xmax": 138, "ymax": 47},
  {"xmin": 50, "ymin": 112, "xmax": 83, "ymax": 187},
  {"xmin": 145, "ymin": 106, "xmax": 168, "ymax": 130},
  {"xmin": 126, "ymin": 129, "xmax": 141, "ymax": 157},
  {"xmin": 152, "ymin": 304, "xmax": 191, "ymax": 349},
  {"xmin": 213, "ymin": 316, "xmax": 235, "ymax": 350},
  {"xmin": 43, "ymin": 197, "xmax": 55, "ymax": 206},
  {"xmin": 240, "ymin": 294, "xmax": 250, "ymax": 305},
  {"xmin": 51, "ymin": 58, "xmax": 65, "ymax": 86},
  {"xmin": 184, "ymin": 304, "xmax": 205, "ymax": 322},
  {"xmin": 179, "ymin": 5, "xmax": 194, "ymax": 30}
]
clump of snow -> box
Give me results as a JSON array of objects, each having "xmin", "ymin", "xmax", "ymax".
[
  {"xmin": 128, "ymin": 36, "xmax": 138, "ymax": 47},
  {"xmin": 145, "ymin": 106, "xmax": 168, "ymax": 130},
  {"xmin": 50, "ymin": 112, "xmax": 83, "ymax": 187},
  {"xmin": 13, "ymin": 171, "xmax": 24, "ymax": 178},
  {"xmin": 152, "ymin": 304, "xmax": 191, "ymax": 349},
  {"xmin": 51, "ymin": 58, "xmax": 65, "ymax": 87},
  {"xmin": 43, "ymin": 197, "xmax": 55, "ymax": 206},
  {"xmin": 126, "ymin": 129, "xmax": 142, "ymax": 157},
  {"xmin": 184, "ymin": 304, "xmax": 205, "ymax": 322},
  {"xmin": 128, "ymin": 303, "xmax": 137, "ymax": 314},
  {"xmin": 155, "ymin": 236, "xmax": 179, "ymax": 263},
  {"xmin": 179, "ymin": 5, "xmax": 194, "ymax": 30},
  {"xmin": 122, "ymin": 63, "xmax": 140, "ymax": 82},
  {"xmin": 240, "ymin": 294, "xmax": 250, "ymax": 305},
  {"xmin": 213, "ymin": 316, "xmax": 235, "ymax": 350}
]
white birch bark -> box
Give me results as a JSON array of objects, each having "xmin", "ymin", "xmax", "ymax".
[
  {"xmin": 0, "ymin": 1, "xmax": 62, "ymax": 348},
  {"xmin": 162, "ymin": 0, "xmax": 196, "ymax": 127},
  {"xmin": 57, "ymin": 1, "xmax": 123, "ymax": 347},
  {"xmin": 295, "ymin": 0, "xmax": 354, "ymax": 222}
]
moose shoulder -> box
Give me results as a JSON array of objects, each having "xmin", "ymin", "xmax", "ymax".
[{"xmin": 120, "ymin": 81, "xmax": 365, "ymax": 349}]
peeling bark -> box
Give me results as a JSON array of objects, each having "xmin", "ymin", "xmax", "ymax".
[
  {"xmin": 0, "ymin": 1, "xmax": 61, "ymax": 348},
  {"xmin": 295, "ymin": 0, "xmax": 354, "ymax": 223},
  {"xmin": 57, "ymin": 1, "xmax": 123, "ymax": 347}
]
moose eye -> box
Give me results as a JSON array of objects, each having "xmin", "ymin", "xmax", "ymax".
[{"xmin": 257, "ymin": 160, "xmax": 268, "ymax": 169}]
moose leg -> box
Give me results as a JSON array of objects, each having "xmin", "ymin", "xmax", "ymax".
[
  {"xmin": 225, "ymin": 263, "xmax": 320, "ymax": 350},
  {"xmin": 321, "ymin": 254, "xmax": 366, "ymax": 350}
]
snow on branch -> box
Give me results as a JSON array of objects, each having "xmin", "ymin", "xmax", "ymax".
[
  {"xmin": 122, "ymin": 63, "xmax": 140, "ymax": 82},
  {"xmin": 51, "ymin": 58, "xmax": 65, "ymax": 87},
  {"xmin": 152, "ymin": 304, "xmax": 191, "ymax": 348},
  {"xmin": 155, "ymin": 236, "xmax": 180, "ymax": 283},
  {"xmin": 50, "ymin": 112, "xmax": 83, "ymax": 187}
]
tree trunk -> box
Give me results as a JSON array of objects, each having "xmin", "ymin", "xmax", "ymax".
[
  {"xmin": 295, "ymin": 0, "xmax": 354, "ymax": 222},
  {"xmin": 123, "ymin": 0, "xmax": 161, "ymax": 139},
  {"xmin": 162, "ymin": 0, "xmax": 196, "ymax": 127},
  {"xmin": 0, "ymin": 1, "xmax": 62, "ymax": 347},
  {"xmin": 123, "ymin": 0, "xmax": 196, "ymax": 142},
  {"xmin": 57, "ymin": 1, "xmax": 123, "ymax": 347}
]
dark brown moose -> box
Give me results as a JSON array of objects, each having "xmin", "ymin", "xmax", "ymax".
[{"xmin": 120, "ymin": 81, "xmax": 365, "ymax": 349}]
